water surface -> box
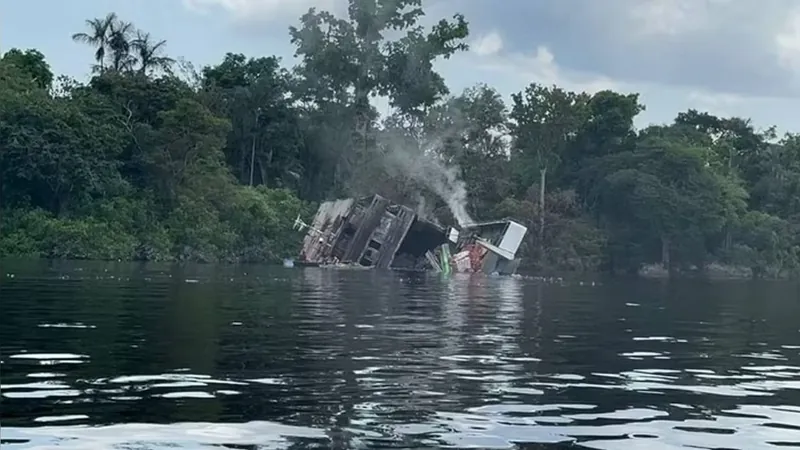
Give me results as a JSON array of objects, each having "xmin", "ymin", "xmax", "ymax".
[{"xmin": 2, "ymin": 260, "xmax": 800, "ymax": 449}]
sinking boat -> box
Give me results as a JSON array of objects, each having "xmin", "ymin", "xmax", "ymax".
[{"xmin": 294, "ymin": 194, "xmax": 527, "ymax": 275}]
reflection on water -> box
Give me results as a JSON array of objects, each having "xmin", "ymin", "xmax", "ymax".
[{"xmin": 2, "ymin": 260, "xmax": 800, "ymax": 449}]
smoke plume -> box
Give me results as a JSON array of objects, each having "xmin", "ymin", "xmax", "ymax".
[
  {"xmin": 379, "ymin": 133, "xmax": 474, "ymax": 228},
  {"xmin": 414, "ymin": 193, "xmax": 441, "ymax": 227}
]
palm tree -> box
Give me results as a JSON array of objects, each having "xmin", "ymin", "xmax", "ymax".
[
  {"xmin": 71, "ymin": 12, "xmax": 117, "ymax": 72},
  {"xmin": 107, "ymin": 19, "xmax": 135, "ymax": 72},
  {"xmin": 131, "ymin": 31, "xmax": 175, "ymax": 75}
]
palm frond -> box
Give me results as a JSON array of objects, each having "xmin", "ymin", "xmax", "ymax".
[
  {"xmin": 131, "ymin": 31, "xmax": 174, "ymax": 74},
  {"xmin": 71, "ymin": 32, "xmax": 96, "ymax": 44}
]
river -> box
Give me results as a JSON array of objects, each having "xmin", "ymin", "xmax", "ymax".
[{"xmin": 2, "ymin": 260, "xmax": 800, "ymax": 449}]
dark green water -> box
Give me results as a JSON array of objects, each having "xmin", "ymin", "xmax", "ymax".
[{"xmin": 2, "ymin": 260, "xmax": 800, "ymax": 449}]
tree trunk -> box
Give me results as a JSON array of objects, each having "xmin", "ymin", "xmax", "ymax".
[
  {"xmin": 538, "ymin": 167, "xmax": 546, "ymax": 263},
  {"xmin": 729, "ymin": 147, "xmax": 734, "ymax": 171},
  {"xmin": 259, "ymin": 161, "xmax": 267, "ymax": 188},
  {"xmin": 364, "ymin": 120, "xmax": 370, "ymax": 167},
  {"xmin": 263, "ymin": 147, "xmax": 274, "ymax": 187},
  {"xmin": 661, "ymin": 235, "xmax": 671, "ymax": 272},
  {"xmin": 249, "ymin": 134, "xmax": 256, "ymax": 186},
  {"xmin": 724, "ymin": 226, "xmax": 732, "ymax": 252},
  {"xmin": 239, "ymin": 142, "xmax": 247, "ymax": 183}
]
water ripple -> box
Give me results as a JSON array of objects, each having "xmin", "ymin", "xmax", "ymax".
[{"xmin": 2, "ymin": 263, "xmax": 800, "ymax": 448}]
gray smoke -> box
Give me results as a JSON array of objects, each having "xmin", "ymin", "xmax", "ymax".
[
  {"xmin": 380, "ymin": 135, "xmax": 474, "ymax": 228},
  {"xmin": 414, "ymin": 193, "xmax": 441, "ymax": 227}
]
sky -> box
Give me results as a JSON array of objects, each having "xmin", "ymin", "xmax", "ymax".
[{"xmin": 2, "ymin": 0, "xmax": 800, "ymax": 132}]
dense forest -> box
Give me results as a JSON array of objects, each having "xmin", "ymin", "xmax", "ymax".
[{"xmin": 1, "ymin": 2, "xmax": 798, "ymax": 278}]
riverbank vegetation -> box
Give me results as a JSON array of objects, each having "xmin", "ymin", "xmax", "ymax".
[{"xmin": 1, "ymin": 4, "xmax": 799, "ymax": 277}]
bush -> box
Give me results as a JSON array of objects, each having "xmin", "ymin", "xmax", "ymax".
[
  {"xmin": 0, "ymin": 185, "xmax": 313, "ymax": 263},
  {"xmin": 0, "ymin": 209, "xmax": 137, "ymax": 260}
]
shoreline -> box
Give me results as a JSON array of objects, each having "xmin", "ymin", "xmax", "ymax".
[{"xmin": 3, "ymin": 256, "xmax": 796, "ymax": 281}]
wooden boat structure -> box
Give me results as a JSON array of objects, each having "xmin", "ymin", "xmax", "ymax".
[{"xmin": 294, "ymin": 194, "xmax": 527, "ymax": 275}]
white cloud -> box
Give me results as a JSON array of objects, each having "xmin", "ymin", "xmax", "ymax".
[
  {"xmin": 472, "ymin": 45, "xmax": 619, "ymax": 94},
  {"xmin": 471, "ymin": 31, "xmax": 503, "ymax": 56},
  {"xmin": 627, "ymin": 0, "xmax": 732, "ymax": 37},
  {"xmin": 177, "ymin": 0, "xmax": 800, "ymax": 132},
  {"xmin": 629, "ymin": 0, "xmax": 701, "ymax": 37},
  {"xmin": 687, "ymin": 90, "xmax": 743, "ymax": 108},
  {"xmin": 442, "ymin": 42, "xmax": 799, "ymax": 130},
  {"xmin": 685, "ymin": 90, "xmax": 745, "ymax": 118},
  {"xmin": 182, "ymin": 0, "xmax": 343, "ymax": 22},
  {"xmin": 775, "ymin": 8, "xmax": 800, "ymax": 73}
]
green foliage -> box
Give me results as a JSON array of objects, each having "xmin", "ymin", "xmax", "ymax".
[
  {"xmin": 493, "ymin": 190, "xmax": 607, "ymax": 272},
  {"xmin": 223, "ymin": 187, "xmax": 316, "ymax": 262},
  {"xmin": 0, "ymin": 70, "xmax": 126, "ymax": 214},
  {"xmin": 200, "ymin": 53, "xmax": 304, "ymax": 189},
  {"xmin": 1, "ymin": 7, "xmax": 799, "ymax": 277},
  {"xmin": 509, "ymin": 84, "xmax": 588, "ymax": 185},
  {"xmin": 1, "ymin": 49, "xmax": 53, "ymax": 90},
  {"xmin": 72, "ymin": 12, "xmax": 174, "ymax": 75},
  {"xmin": 0, "ymin": 31, "xmax": 310, "ymax": 263},
  {"xmin": 288, "ymin": 0, "xmax": 470, "ymax": 196},
  {"xmin": 0, "ymin": 209, "xmax": 137, "ymax": 260},
  {"xmin": 726, "ymin": 211, "xmax": 800, "ymax": 278}
]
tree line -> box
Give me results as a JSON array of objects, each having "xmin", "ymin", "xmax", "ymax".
[{"xmin": 1, "ymin": 3, "xmax": 798, "ymax": 277}]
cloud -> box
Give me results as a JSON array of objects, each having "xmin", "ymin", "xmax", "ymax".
[
  {"xmin": 471, "ymin": 31, "xmax": 503, "ymax": 56},
  {"xmin": 687, "ymin": 91, "xmax": 744, "ymax": 108},
  {"xmin": 776, "ymin": 8, "xmax": 800, "ymax": 74},
  {"xmin": 437, "ymin": 0, "xmax": 800, "ymax": 99},
  {"xmin": 627, "ymin": 0, "xmax": 733, "ymax": 37},
  {"xmin": 182, "ymin": 0, "xmax": 342, "ymax": 22},
  {"xmin": 469, "ymin": 44, "xmax": 620, "ymax": 95},
  {"xmin": 179, "ymin": 0, "xmax": 800, "ymax": 131},
  {"xmin": 445, "ymin": 41, "xmax": 794, "ymax": 130},
  {"xmin": 181, "ymin": 0, "xmax": 800, "ymax": 97},
  {"xmin": 685, "ymin": 91, "xmax": 745, "ymax": 118},
  {"xmin": 621, "ymin": 0, "xmax": 800, "ymax": 96}
]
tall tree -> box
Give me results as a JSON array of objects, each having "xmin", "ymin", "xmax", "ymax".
[
  {"xmin": 288, "ymin": 0, "xmax": 469, "ymax": 197},
  {"xmin": 589, "ymin": 127, "xmax": 747, "ymax": 271},
  {"xmin": 201, "ymin": 53, "xmax": 303, "ymax": 189},
  {"xmin": 0, "ymin": 62, "xmax": 126, "ymax": 215},
  {"xmin": 426, "ymin": 84, "xmax": 511, "ymax": 215},
  {"xmin": 71, "ymin": 13, "xmax": 117, "ymax": 72},
  {"xmin": 107, "ymin": 19, "xmax": 135, "ymax": 72},
  {"xmin": 0, "ymin": 49, "xmax": 53, "ymax": 90},
  {"xmin": 674, "ymin": 109, "xmax": 766, "ymax": 175},
  {"xmin": 509, "ymin": 84, "xmax": 589, "ymax": 260},
  {"xmin": 131, "ymin": 31, "xmax": 175, "ymax": 76}
]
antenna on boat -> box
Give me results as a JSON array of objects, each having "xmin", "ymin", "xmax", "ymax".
[
  {"xmin": 293, "ymin": 215, "xmax": 324, "ymax": 236},
  {"xmin": 293, "ymin": 214, "xmax": 307, "ymax": 231}
]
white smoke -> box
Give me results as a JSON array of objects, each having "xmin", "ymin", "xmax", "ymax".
[
  {"xmin": 414, "ymin": 193, "xmax": 441, "ymax": 227},
  {"xmin": 380, "ymin": 134, "xmax": 474, "ymax": 227}
]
